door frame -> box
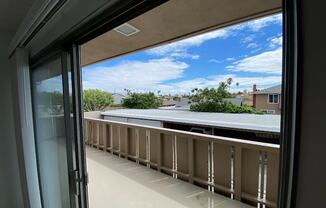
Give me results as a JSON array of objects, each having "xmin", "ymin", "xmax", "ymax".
[
  {"xmin": 70, "ymin": 45, "xmax": 89, "ymax": 208},
  {"xmin": 27, "ymin": 0, "xmax": 302, "ymax": 208},
  {"xmin": 30, "ymin": 49, "xmax": 86, "ymax": 208}
]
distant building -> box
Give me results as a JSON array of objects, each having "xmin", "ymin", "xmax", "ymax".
[
  {"xmin": 252, "ymin": 84, "xmax": 281, "ymax": 114},
  {"xmin": 236, "ymin": 91, "xmax": 253, "ymax": 106},
  {"xmin": 162, "ymin": 99, "xmax": 177, "ymax": 107},
  {"xmin": 112, "ymin": 93, "xmax": 125, "ymax": 105},
  {"xmin": 223, "ymin": 97, "xmax": 243, "ymax": 106},
  {"xmin": 161, "ymin": 97, "xmax": 191, "ymax": 110}
]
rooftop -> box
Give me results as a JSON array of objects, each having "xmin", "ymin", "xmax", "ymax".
[
  {"xmin": 101, "ymin": 109, "xmax": 280, "ymax": 133},
  {"xmin": 252, "ymin": 85, "xmax": 282, "ymax": 95}
]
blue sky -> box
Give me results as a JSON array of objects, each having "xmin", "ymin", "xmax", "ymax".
[{"xmin": 82, "ymin": 13, "xmax": 282, "ymax": 95}]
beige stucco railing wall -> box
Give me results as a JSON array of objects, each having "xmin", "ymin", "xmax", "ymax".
[{"xmin": 84, "ymin": 117, "xmax": 279, "ymax": 208}]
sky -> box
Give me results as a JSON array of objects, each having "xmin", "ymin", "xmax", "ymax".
[{"xmin": 82, "ymin": 13, "xmax": 282, "ymax": 95}]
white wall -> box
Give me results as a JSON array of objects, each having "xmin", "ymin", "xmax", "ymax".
[{"xmin": 0, "ymin": 32, "xmax": 24, "ymax": 207}]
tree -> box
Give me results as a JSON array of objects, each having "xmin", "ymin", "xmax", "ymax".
[
  {"xmin": 227, "ymin": 77, "xmax": 233, "ymax": 85},
  {"xmin": 190, "ymin": 81, "xmax": 261, "ymax": 114},
  {"xmin": 122, "ymin": 92, "xmax": 162, "ymax": 109},
  {"xmin": 39, "ymin": 91, "xmax": 64, "ymax": 115},
  {"xmin": 83, "ymin": 89, "xmax": 114, "ymax": 112}
]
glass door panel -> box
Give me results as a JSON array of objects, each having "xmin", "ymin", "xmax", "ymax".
[{"xmin": 31, "ymin": 54, "xmax": 73, "ymax": 208}]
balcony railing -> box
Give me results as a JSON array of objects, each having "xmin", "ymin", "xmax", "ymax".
[{"xmin": 84, "ymin": 117, "xmax": 279, "ymax": 208}]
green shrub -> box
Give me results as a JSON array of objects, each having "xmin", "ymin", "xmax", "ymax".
[
  {"xmin": 190, "ymin": 81, "xmax": 261, "ymax": 114},
  {"xmin": 122, "ymin": 92, "xmax": 162, "ymax": 109},
  {"xmin": 83, "ymin": 89, "xmax": 113, "ymax": 112},
  {"xmin": 190, "ymin": 102, "xmax": 261, "ymax": 114}
]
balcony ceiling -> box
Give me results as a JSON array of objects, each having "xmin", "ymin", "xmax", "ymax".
[
  {"xmin": 0, "ymin": 0, "xmax": 34, "ymax": 32},
  {"xmin": 81, "ymin": 0, "xmax": 281, "ymax": 66}
]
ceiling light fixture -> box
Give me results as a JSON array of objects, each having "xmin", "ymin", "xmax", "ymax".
[{"xmin": 114, "ymin": 23, "xmax": 140, "ymax": 36}]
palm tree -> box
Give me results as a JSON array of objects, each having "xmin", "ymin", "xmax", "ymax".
[{"xmin": 227, "ymin": 77, "xmax": 233, "ymax": 85}]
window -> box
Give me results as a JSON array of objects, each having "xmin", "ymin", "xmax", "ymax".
[{"xmin": 268, "ymin": 94, "xmax": 279, "ymax": 104}]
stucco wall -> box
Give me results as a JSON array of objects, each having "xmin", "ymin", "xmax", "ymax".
[{"xmin": 255, "ymin": 94, "xmax": 281, "ymax": 114}]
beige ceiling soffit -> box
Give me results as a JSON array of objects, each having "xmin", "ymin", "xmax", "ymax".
[{"xmin": 81, "ymin": 0, "xmax": 282, "ymax": 66}]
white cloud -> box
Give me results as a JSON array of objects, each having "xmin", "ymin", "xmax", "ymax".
[
  {"xmin": 245, "ymin": 14, "xmax": 282, "ymax": 31},
  {"xmin": 170, "ymin": 52, "xmax": 200, "ymax": 59},
  {"xmin": 247, "ymin": 42, "xmax": 258, "ymax": 49},
  {"xmin": 226, "ymin": 48, "xmax": 282, "ymax": 74},
  {"xmin": 82, "ymin": 58, "xmax": 281, "ymax": 95},
  {"xmin": 226, "ymin": 57, "xmax": 236, "ymax": 61},
  {"xmin": 209, "ymin": 59, "xmax": 222, "ymax": 63},
  {"xmin": 148, "ymin": 29, "xmax": 230, "ymax": 57},
  {"xmin": 241, "ymin": 34, "xmax": 256, "ymax": 44},
  {"xmin": 209, "ymin": 57, "xmax": 236, "ymax": 64},
  {"xmin": 146, "ymin": 14, "xmax": 282, "ymax": 59},
  {"xmin": 82, "ymin": 58, "xmax": 188, "ymax": 92},
  {"xmin": 155, "ymin": 74, "xmax": 281, "ymax": 95},
  {"xmin": 269, "ymin": 35, "xmax": 283, "ymax": 48}
]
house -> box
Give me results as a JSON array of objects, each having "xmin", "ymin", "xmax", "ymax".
[
  {"xmin": 252, "ymin": 84, "xmax": 282, "ymax": 114},
  {"xmin": 161, "ymin": 97, "xmax": 191, "ymax": 110},
  {"xmin": 223, "ymin": 97, "xmax": 243, "ymax": 106},
  {"xmin": 112, "ymin": 93, "xmax": 125, "ymax": 105},
  {"xmin": 161, "ymin": 97, "xmax": 177, "ymax": 107}
]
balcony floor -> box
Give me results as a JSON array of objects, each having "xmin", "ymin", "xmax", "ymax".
[{"xmin": 86, "ymin": 147, "xmax": 253, "ymax": 208}]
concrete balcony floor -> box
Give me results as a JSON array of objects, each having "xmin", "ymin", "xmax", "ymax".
[{"xmin": 86, "ymin": 147, "xmax": 253, "ymax": 208}]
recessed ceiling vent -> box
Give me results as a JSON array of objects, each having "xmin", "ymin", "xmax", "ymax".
[{"xmin": 114, "ymin": 23, "xmax": 140, "ymax": 36}]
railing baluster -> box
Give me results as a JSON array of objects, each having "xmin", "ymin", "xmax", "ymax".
[
  {"xmin": 263, "ymin": 152, "xmax": 268, "ymax": 205},
  {"xmin": 91, "ymin": 122, "xmax": 95, "ymax": 147},
  {"xmin": 208, "ymin": 141, "xmax": 214, "ymax": 191},
  {"xmin": 258, "ymin": 151, "xmax": 268, "ymax": 208},
  {"xmin": 89, "ymin": 121, "xmax": 93, "ymax": 146},
  {"xmin": 125, "ymin": 128, "xmax": 129, "ymax": 160},
  {"xmin": 136, "ymin": 128, "xmax": 140, "ymax": 164},
  {"xmin": 175, "ymin": 135, "xmax": 178, "ymax": 179},
  {"xmin": 157, "ymin": 133, "xmax": 162, "ymax": 172},
  {"xmin": 110, "ymin": 124, "xmax": 113, "ymax": 154},
  {"xmin": 96, "ymin": 122, "xmax": 100, "ymax": 149},
  {"xmin": 172, "ymin": 134, "xmax": 178, "ymax": 178},
  {"xmin": 188, "ymin": 138, "xmax": 194, "ymax": 183},
  {"xmin": 231, "ymin": 146, "xmax": 235, "ymax": 199},
  {"xmin": 234, "ymin": 146, "xmax": 242, "ymax": 200},
  {"xmin": 103, "ymin": 123, "xmax": 107, "ymax": 152},
  {"xmin": 146, "ymin": 130, "xmax": 150, "ymax": 168},
  {"xmin": 172, "ymin": 135, "xmax": 175, "ymax": 178},
  {"xmin": 118, "ymin": 125, "xmax": 121, "ymax": 157},
  {"xmin": 84, "ymin": 120, "xmax": 88, "ymax": 145},
  {"xmin": 210, "ymin": 141, "xmax": 214, "ymax": 192}
]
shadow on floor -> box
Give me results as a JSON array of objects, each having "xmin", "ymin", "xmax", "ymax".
[{"xmin": 86, "ymin": 147, "xmax": 253, "ymax": 208}]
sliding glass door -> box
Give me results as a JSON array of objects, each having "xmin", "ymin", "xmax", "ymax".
[{"xmin": 31, "ymin": 50, "xmax": 87, "ymax": 208}]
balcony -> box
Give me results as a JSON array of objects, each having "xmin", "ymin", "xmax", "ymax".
[{"xmin": 84, "ymin": 117, "xmax": 279, "ymax": 208}]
